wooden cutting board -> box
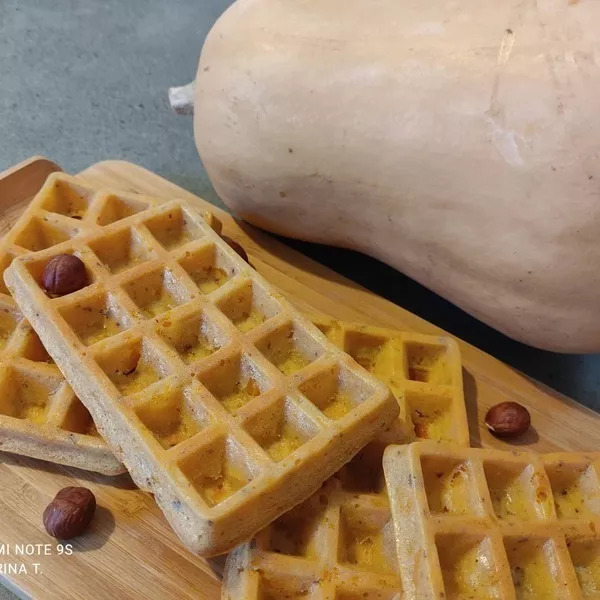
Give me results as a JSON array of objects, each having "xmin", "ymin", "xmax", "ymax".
[{"xmin": 0, "ymin": 156, "xmax": 598, "ymax": 600}]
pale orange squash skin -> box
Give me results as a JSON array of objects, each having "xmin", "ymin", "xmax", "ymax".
[{"xmin": 194, "ymin": 0, "xmax": 600, "ymax": 352}]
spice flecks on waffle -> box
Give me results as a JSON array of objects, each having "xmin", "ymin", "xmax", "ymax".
[
  {"xmin": 5, "ymin": 198, "xmax": 399, "ymax": 556},
  {"xmin": 313, "ymin": 317, "xmax": 467, "ymax": 446},
  {"xmin": 383, "ymin": 441, "xmax": 600, "ymax": 599}
]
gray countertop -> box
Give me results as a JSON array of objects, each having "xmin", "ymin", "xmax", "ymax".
[{"xmin": 2, "ymin": 0, "xmax": 599, "ymax": 413}]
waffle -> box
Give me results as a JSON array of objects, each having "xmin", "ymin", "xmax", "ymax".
[
  {"xmin": 223, "ymin": 443, "xmax": 402, "ymax": 599},
  {"xmin": 0, "ymin": 171, "xmax": 219, "ymax": 304},
  {"xmin": 222, "ymin": 321, "xmax": 465, "ymax": 599},
  {"xmin": 0, "ymin": 295, "xmax": 122, "ymax": 474},
  {"xmin": 383, "ymin": 440, "xmax": 600, "ymax": 599},
  {"xmin": 0, "ymin": 172, "xmax": 179, "ymax": 475},
  {"xmin": 0, "ymin": 172, "xmax": 221, "ymax": 474},
  {"xmin": 5, "ymin": 198, "xmax": 399, "ymax": 556},
  {"xmin": 312, "ymin": 317, "xmax": 467, "ymax": 446}
]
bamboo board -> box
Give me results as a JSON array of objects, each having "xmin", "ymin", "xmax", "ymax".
[{"xmin": 0, "ymin": 156, "xmax": 597, "ymax": 600}]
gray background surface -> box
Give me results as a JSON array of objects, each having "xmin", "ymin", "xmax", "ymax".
[{"xmin": 0, "ymin": 2, "xmax": 598, "ymax": 596}]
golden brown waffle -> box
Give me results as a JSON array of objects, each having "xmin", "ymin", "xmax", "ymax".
[
  {"xmin": 5, "ymin": 198, "xmax": 399, "ymax": 556},
  {"xmin": 222, "ymin": 321, "xmax": 465, "ymax": 599},
  {"xmin": 0, "ymin": 171, "xmax": 220, "ymax": 474},
  {"xmin": 0, "ymin": 172, "xmax": 177, "ymax": 475},
  {"xmin": 312, "ymin": 317, "xmax": 467, "ymax": 445},
  {"xmin": 223, "ymin": 444, "xmax": 402, "ymax": 600},
  {"xmin": 0, "ymin": 295, "xmax": 122, "ymax": 474},
  {"xmin": 383, "ymin": 440, "xmax": 600, "ymax": 599}
]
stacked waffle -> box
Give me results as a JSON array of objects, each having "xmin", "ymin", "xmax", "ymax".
[
  {"xmin": 2, "ymin": 173, "xmax": 398, "ymax": 556},
  {"xmin": 223, "ymin": 318, "xmax": 466, "ymax": 599},
  {"xmin": 3, "ymin": 172, "xmax": 597, "ymax": 599}
]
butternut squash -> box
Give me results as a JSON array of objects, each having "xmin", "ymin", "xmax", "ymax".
[{"xmin": 193, "ymin": 0, "xmax": 600, "ymax": 352}]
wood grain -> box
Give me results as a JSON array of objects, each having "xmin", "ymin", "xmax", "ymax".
[{"xmin": 0, "ymin": 157, "xmax": 597, "ymax": 600}]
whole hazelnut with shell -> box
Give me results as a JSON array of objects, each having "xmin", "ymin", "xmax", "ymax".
[
  {"xmin": 43, "ymin": 487, "xmax": 96, "ymax": 539},
  {"xmin": 42, "ymin": 254, "xmax": 89, "ymax": 296},
  {"xmin": 485, "ymin": 402, "xmax": 531, "ymax": 438},
  {"xmin": 221, "ymin": 235, "xmax": 250, "ymax": 264}
]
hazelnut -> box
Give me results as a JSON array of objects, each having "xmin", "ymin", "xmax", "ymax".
[
  {"xmin": 43, "ymin": 487, "xmax": 96, "ymax": 539},
  {"xmin": 42, "ymin": 254, "xmax": 89, "ymax": 296},
  {"xmin": 485, "ymin": 402, "xmax": 531, "ymax": 437},
  {"xmin": 221, "ymin": 235, "xmax": 249, "ymax": 263}
]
